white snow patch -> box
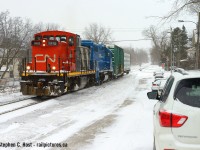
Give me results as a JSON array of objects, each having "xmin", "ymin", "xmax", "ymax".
[{"xmin": 0, "ymin": 99, "xmax": 59, "ymax": 123}]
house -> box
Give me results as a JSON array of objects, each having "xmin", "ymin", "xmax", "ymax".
[
  {"xmin": 186, "ymin": 47, "xmax": 196, "ymax": 59},
  {"xmin": 0, "ymin": 47, "xmax": 22, "ymax": 78},
  {"xmin": 185, "ymin": 30, "xmax": 197, "ymax": 60},
  {"xmin": 0, "ymin": 65, "xmax": 10, "ymax": 78}
]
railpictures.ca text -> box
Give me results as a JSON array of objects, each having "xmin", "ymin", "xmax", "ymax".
[{"xmin": 0, "ymin": 142, "xmax": 68, "ymax": 148}]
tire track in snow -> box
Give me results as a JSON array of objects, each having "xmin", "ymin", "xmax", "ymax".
[{"xmin": 62, "ymin": 100, "xmax": 134, "ymax": 150}]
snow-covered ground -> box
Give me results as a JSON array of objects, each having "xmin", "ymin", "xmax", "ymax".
[{"xmin": 0, "ymin": 64, "xmax": 167, "ymax": 150}]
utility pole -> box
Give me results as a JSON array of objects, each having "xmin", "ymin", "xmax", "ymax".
[
  {"xmin": 196, "ymin": 12, "xmax": 200, "ymax": 69},
  {"xmin": 178, "ymin": 17, "xmax": 200, "ymax": 69},
  {"xmin": 170, "ymin": 27, "xmax": 173, "ymax": 74}
]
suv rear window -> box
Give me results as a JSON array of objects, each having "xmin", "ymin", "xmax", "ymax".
[{"xmin": 175, "ymin": 78, "xmax": 200, "ymax": 108}]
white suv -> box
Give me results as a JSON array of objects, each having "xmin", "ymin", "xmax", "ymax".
[{"xmin": 147, "ymin": 69, "xmax": 200, "ymax": 150}]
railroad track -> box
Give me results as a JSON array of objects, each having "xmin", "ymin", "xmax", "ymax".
[
  {"xmin": 0, "ymin": 96, "xmax": 36, "ymax": 107},
  {"xmin": 0, "ymin": 97, "xmax": 50, "ymax": 115}
]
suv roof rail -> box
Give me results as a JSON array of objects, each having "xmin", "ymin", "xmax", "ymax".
[{"xmin": 174, "ymin": 68, "xmax": 188, "ymax": 75}]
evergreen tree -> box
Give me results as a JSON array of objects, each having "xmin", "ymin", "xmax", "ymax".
[
  {"xmin": 171, "ymin": 26, "xmax": 188, "ymax": 68},
  {"xmin": 180, "ymin": 26, "xmax": 188, "ymax": 59}
]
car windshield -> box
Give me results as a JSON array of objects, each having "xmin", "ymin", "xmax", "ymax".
[{"xmin": 175, "ymin": 78, "xmax": 200, "ymax": 108}]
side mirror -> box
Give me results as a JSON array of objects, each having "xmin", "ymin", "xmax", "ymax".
[{"xmin": 147, "ymin": 91, "xmax": 159, "ymax": 100}]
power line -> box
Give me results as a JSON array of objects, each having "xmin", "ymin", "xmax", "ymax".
[
  {"xmin": 65, "ymin": 27, "xmax": 145, "ymax": 32},
  {"xmin": 111, "ymin": 39, "xmax": 152, "ymax": 42}
]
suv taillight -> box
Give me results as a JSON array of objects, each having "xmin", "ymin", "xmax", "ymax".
[{"xmin": 159, "ymin": 109, "xmax": 188, "ymax": 127}]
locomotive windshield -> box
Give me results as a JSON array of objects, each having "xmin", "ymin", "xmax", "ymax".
[
  {"xmin": 35, "ymin": 35, "xmax": 42, "ymax": 40},
  {"xmin": 43, "ymin": 35, "xmax": 54, "ymax": 40},
  {"xmin": 55, "ymin": 35, "xmax": 67, "ymax": 42}
]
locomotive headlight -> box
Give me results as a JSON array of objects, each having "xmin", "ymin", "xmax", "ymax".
[
  {"xmin": 52, "ymin": 66, "xmax": 56, "ymax": 70},
  {"xmin": 43, "ymin": 40, "xmax": 45, "ymax": 43},
  {"xmin": 26, "ymin": 66, "xmax": 31, "ymax": 70}
]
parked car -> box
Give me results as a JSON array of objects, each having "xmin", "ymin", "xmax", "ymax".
[
  {"xmin": 157, "ymin": 78, "xmax": 167, "ymax": 96},
  {"xmin": 151, "ymin": 80, "xmax": 161, "ymax": 91},
  {"xmin": 153, "ymin": 69, "xmax": 164, "ymax": 76},
  {"xmin": 154, "ymin": 72, "xmax": 164, "ymax": 79},
  {"xmin": 147, "ymin": 68, "xmax": 200, "ymax": 150},
  {"xmin": 151, "ymin": 78, "xmax": 167, "ymax": 92}
]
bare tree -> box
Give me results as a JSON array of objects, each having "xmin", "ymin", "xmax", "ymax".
[
  {"xmin": 135, "ymin": 49, "xmax": 149, "ymax": 66},
  {"xmin": 143, "ymin": 26, "xmax": 169, "ymax": 65},
  {"xmin": 188, "ymin": 1, "xmax": 200, "ymax": 13},
  {"xmin": 0, "ymin": 11, "xmax": 33, "ymax": 79},
  {"xmin": 33, "ymin": 22, "xmax": 62, "ymax": 33},
  {"xmin": 83, "ymin": 23, "xmax": 113, "ymax": 44},
  {"xmin": 162, "ymin": 0, "xmax": 200, "ymax": 20},
  {"xmin": 123, "ymin": 46, "xmax": 149, "ymax": 65}
]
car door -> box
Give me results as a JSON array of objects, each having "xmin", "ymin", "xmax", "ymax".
[
  {"xmin": 172, "ymin": 78, "xmax": 200, "ymax": 144},
  {"xmin": 153, "ymin": 77, "xmax": 174, "ymax": 133}
]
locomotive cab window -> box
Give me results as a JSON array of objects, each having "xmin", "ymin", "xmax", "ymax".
[
  {"xmin": 43, "ymin": 35, "xmax": 49, "ymax": 40},
  {"xmin": 56, "ymin": 36, "xmax": 61, "ymax": 42},
  {"xmin": 68, "ymin": 36, "xmax": 74, "ymax": 46},
  {"xmin": 56, "ymin": 35, "xmax": 67, "ymax": 42},
  {"xmin": 60, "ymin": 36, "xmax": 67, "ymax": 42},
  {"xmin": 35, "ymin": 35, "xmax": 42, "ymax": 40},
  {"xmin": 49, "ymin": 36, "xmax": 54, "ymax": 40},
  {"xmin": 43, "ymin": 35, "xmax": 54, "ymax": 40}
]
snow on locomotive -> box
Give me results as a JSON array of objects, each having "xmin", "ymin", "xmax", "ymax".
[{"xmin": 20, "ymin": 30, "xmax": 113, "ymax": 96}]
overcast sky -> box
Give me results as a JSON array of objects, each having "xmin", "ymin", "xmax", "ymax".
[{"xmin": 0, "ymin": 0, "xmax": 198, "ymax": 49}]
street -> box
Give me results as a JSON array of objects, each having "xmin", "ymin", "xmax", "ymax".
[{"xmin": 0, "ymin": 65, "xmax": 160, "ymax": 150}]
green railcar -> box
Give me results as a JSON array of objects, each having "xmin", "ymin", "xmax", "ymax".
[{"xmin": 107, "ymin": 45, "xmax": 124, "ymax": 78}]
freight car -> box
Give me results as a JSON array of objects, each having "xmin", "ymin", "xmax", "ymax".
[
  {"xmin": 107, "ymin": 44, "xmax": 129, "ymax": 78},
  {"xmin": 20, "ymin": 31, "xmax": 115, "ymax": 96}
]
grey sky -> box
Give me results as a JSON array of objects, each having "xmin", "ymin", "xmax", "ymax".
[{"xmin": 0, "ymin": 0, "xmax": 198, "ymax": 49}]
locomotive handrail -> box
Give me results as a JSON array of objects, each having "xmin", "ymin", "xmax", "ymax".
[
  {"xmin": 24, "ymin": 58, "xmax": 27, "ymax": 76},
  {"xmin": 34, "ymin": 57, "xmax": 36, "ymax": 72},
  {"xmin": 46, "ymin": 57, "xmax": 47, "ymax": 72},
  {"xmin": 58, "ymin": 57, "xmax": 61, "ymax": 76}
]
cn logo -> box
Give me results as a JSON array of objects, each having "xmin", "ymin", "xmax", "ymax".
[{"xmin": 35, "ymin": 54, "xmax": 56, "ymax": 63}]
